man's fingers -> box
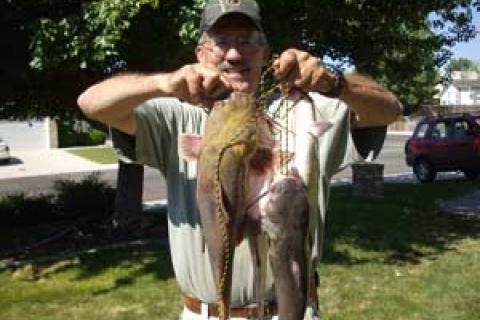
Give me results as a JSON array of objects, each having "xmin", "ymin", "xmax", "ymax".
[
  {"xmin": 203, "ymin": 73, "xmax": 232, "ymax": 101},
  {"xmin": 185, "ymin": 71, "xmax": 204, "ymax": 105},
  {"xmin": 295, "ymin": 57, "xmax": 322, "ymax": 90},
  {"xmin": 175, "ymin": 64, "xmax": 232, "ymax": 106},
  {"xmin": 274, "ymin": 49, "xmax": 316, "ymax": 90},
  {"xmin": 273, "ymin": 49, "xmax": 329, "ymax": 92},
  {"xmin": 294, "ymin": 71, "xmax": 312, "ymax": 89},
  {"xmin": 273, "ymin": 50, "xmax": 297, "ymax": 80}
]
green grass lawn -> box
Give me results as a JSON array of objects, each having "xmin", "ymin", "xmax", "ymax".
[
  {"xmin": 1, "ymin": 181, "xmax": 479, "ymax": 320},
  {"xmin": 319, "ymin": 181, "xmax": 480, "ymax": 319},
  {"xmin": 67, "ymin": 147, "xmax": 118, "ymax": 164}
]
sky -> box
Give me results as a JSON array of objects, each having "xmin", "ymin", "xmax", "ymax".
[{"xmin": 450, "ymin": 9, "xmax": 480, "ymax": 62}]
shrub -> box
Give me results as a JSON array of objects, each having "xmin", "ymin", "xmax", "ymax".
[
  {"xmin": 88, "ymin": 129, "xmax": 107, "ymax": 145},
  {"xmin": 58, "ymin": 121, "xmax": 107, "ymax": 147},
  {"xmin": 0, "ymin": 174, "xmax": 115, "ymax": 227},
  {"xmin": 0, "ymin": 193, "xmax": 57, "ymax": 226},
  {"xmin": 76, "ymin": 130, "xmax": 106, "ymax": 146},
  {"xmin": 54, "ymin": 172, "xmax": 115, "ymax": 219}
]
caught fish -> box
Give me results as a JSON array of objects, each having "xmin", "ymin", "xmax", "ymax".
[
  {"xmin": 179, "ymin": 92, "xmax": 331, "ymax": 320},
  {"xmin": 262, "ymin": 175, "xmax": 309, "ymax": 320},
  {"xmin": 181, "ymin": 93, "xmax": 266, "ymax": 320},
  {"xmin": 259, "ymin": 91, "xmax": 331, "ymax": 320}
]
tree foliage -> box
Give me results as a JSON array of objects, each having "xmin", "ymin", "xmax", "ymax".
[
  {"xmin": 447, "ymin": 57, "xmax": 480, "ymax": 72},
  {"xmin": 1, "ymin": 0, "xmax": 479, "ymax": 119}
]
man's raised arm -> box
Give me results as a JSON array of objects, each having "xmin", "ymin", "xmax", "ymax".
[
  {"xmin": 272, "ymin": 49, "xmax": 403, "ymax": 128},
  {"xmin": 77, "ymin": 73, "xmax": 170, "ymax": 135},
  {"xmin": 339, "ymin": 73, "xmax": 403, "ymax": 128},
  {"xmin": 77, "ymin": 65, "xmax": 232, "ymax": 134}
]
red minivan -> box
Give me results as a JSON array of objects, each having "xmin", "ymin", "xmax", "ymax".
[{"xmin": 405, "ymin": 113, "xmax": 480, "ymax": 182}]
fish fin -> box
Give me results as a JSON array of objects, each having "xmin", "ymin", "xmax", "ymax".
[
  {"xmin": 309, "ymin": 121, "xmax": 333, "ymax": 137},
  {"xmin": 178, "ymin": 133, "xmax": 202, "ymax": 161}
]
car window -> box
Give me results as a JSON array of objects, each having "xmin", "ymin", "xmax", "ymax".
[
  {"xmin": 414, "ymin": 123, "xmax": 429, "ymax": 138},
  {"xmin": 452, "ymin": 120, "xmax": 471, "ymax": 139},
  {"xmin": 475, "ymin": 117, "xmax": 480, "ymax": 127},
  {"xmin": 431, "ymin": 122, "xmax": 448, "ymax": 140}
]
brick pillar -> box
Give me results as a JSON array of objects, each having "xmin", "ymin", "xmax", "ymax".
[{"xmin": 352, "ymin": 163, "xmax": 384, "ymax": 198}]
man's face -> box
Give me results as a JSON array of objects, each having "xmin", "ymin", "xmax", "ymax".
[{"xmin": 196, "ymin": 14, "xmax": 268, "ymax": 94}]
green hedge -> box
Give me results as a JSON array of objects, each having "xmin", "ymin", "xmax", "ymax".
[
  {"xmin": 58, "ymin": 121, "xmax": 106, "ymax": 147},
  {"xmin": 0, "ymin": 173, "xmax": 115, "ymax": 227}
]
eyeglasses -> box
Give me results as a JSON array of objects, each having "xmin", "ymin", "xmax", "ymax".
[{"xmin": 200, "ymin": 34, "xmax": 266, "ymax": 56}]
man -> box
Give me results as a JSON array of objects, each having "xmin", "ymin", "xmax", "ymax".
[{"xmin": 77, "ymin": 1, "xmax": 402, "ymax": 319}]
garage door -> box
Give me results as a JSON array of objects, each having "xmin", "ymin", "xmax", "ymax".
[{"xmin": 0, "ymin": 118, "xmax": 51, "ymax": 150}]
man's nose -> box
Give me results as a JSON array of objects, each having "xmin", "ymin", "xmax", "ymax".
[{"xmin": 223, "ymin": 46, "xmax": 243, "ymax": 61}]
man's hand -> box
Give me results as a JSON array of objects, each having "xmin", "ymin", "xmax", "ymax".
[
  {"xmin": 166, "ymin": 63, "xmax": 233, "ymax": 107},
  {"xmin": 272, "ymin": 49, "xmax": 334, "ymax": 94}
]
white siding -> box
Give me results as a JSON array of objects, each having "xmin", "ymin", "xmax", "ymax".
[
  {"xmin": 0, "ymin": 118, "xmax": 51, "ymax": 150},
  {"xmin": 440, "ymin": 85, "xmax": 460, "ymax": 105},
  {"xmin": 459, "ymin": 87, "xmax": 474, "ymax": 105}
]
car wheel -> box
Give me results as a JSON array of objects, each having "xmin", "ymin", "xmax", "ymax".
[
  {"xmin": 462, "ymin": 170, "xmax": 479, "ymax": 180},
  {"xmin": 413, "ymin": 159, "xmax": 436, "ymax": 183}
]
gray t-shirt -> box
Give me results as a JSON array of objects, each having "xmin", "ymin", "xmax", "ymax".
[{"xmin": 135, "ymin": 93, "xmax": 385, "ymax": 306}]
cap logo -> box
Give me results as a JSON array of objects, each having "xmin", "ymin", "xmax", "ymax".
[{"xmin": 219, "ymin": 0, "xmax": 240, "ymax": 13}]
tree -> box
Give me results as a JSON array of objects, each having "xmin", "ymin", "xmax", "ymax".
[
  {"xmin": 1, "ymin": 0, "xmax": 479, "ymax": 117},
  {"xmin": 0, "ymin": 0, "xmax": 202, "ymax": 120},
  {"xmin": 447, "ymin": 57, "xmax": 480, "ymax": 72}
]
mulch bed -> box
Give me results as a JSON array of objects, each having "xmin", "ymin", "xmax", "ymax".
[{"xmin": 0, "ymin": 213, "xmax": 168, "ymax": 261}]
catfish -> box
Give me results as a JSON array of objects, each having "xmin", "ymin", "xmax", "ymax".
[{"xmin": 181, "ymin": 93, "xmax": 266, "ymax": 320}]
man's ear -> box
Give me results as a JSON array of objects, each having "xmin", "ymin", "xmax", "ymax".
[{"xmin": 195, "ymin": 45, "xmax": 205, "ymax": 63}]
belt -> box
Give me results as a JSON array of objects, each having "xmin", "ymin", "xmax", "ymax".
[{"xmin": 183, "ymin": 295, "xmax": 277, "ymax": 318}]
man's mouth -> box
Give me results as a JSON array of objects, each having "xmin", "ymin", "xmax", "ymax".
[
  {"xmin": 223, "ymin": 68, "xmax": 249, "ymax": 81},
  {"xmin": 218, "ymin": 62, "xmax": 250, "ymax": 81}
]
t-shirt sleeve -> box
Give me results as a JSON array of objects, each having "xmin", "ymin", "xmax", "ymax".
[
  {"xmin": 309, "ymin": 92, "xmax": 387, "ymax": 178},
  {"xmin": 338, "ymin": 114, "xmax": 387, "ymax": 174},
  {"xmin": 134, "ymin": 98, "xmax": 182, "ymax": 174},
  {"xmin": 350, "ymin": 126, "xmax": 387, "ymax": 161}
]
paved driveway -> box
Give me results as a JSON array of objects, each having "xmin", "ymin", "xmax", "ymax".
[{"xmin": 0, "ymin": 149, "xmax": 117, "ymax": 180}]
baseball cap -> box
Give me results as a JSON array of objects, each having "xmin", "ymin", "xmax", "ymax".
[{"xmin": 199, "ymin": 0, "xmax": 263, "ymax": 34}]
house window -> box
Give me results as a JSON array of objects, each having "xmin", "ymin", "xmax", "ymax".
[{"xmin": 471, "ymin": 87, "xmax": 480, "ymax": 103}]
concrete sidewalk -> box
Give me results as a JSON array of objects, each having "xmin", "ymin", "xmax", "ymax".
[{"xmin": 0, "ymin": 149, "xmax": 118, "ymax": 180}]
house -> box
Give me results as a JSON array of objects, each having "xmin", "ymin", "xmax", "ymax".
[
  {"xmin": 0, "ymin": 118, "xmax": 57, "ymax": 151},
  {"xmin": 438, "ymin": 71, "xmax": 480, "ymax": 106}
]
